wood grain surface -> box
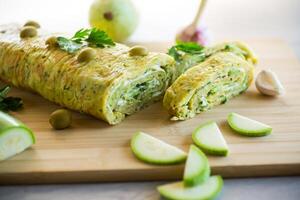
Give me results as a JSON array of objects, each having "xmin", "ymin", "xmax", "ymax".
[{"xmin": 0, "ymin": 38, "xmax": 300, "ymax": 184}]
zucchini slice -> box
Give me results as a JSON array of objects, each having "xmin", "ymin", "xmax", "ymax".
[
  {"xmin": 183, "ymin": 145, "xmax": 210, "ymax": 187},
  {"xmin": 130, "ymin": 132, "xmax": 187, "ymax": 165},
  {"xmin": 192, "ymin": 121, "xmax": 229, "ymax": 156},
  {"xmin": 158, "ymin": 175, "xmax": 223, "ymax": 200},
  {"xmin": 227, "ymin": 112, "xmax": 272, "ymax": 136},
  {"xmin": 0, "ymin": 111, "xmax": 35, "ymax": 161}
]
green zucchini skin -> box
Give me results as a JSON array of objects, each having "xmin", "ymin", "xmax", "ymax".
[{"xmin": 0, "ymin": 24, "xmax": 175, "ymax": 125}]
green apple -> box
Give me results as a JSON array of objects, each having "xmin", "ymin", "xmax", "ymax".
[
  {"xmin": 158, "ymin": 175, "xmax": 223, "ymax": 200},
  {"xmin": 0, "ymin": 111, "xmax": 35, "ymax": 161},
  {"xmin": 89, "ymin": 0, "xmax": 139, "ymax": 42},
  {"xmin": 130, "ymin": 132, "xmax": 187, "ymax": 165},
  {"xmin": 192, "ymin": 121, "xmax": 229, "ymax": 156},
  {"xmin": 183, "ymin": 145, "xmax": 210, "ymax": 187},
  {"xmin": 227, "ymin": 113, "xmax": 272, "ymax": 136}
]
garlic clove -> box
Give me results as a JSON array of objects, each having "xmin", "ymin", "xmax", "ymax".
[{"xmin": 255, "ymin": 69, "xmax": 285, "ymax": 96}]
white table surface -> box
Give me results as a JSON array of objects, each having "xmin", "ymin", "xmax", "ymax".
[{"xmin": 0, "ymin": 0, "xmax": 300, "ymax": 199}]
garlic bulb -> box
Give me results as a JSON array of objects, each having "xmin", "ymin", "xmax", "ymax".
[{"xmin": 176, "ymin": 0, "xmax": 209, "ymax": 46}]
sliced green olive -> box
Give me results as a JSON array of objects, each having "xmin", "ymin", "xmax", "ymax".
[
  {"xmin": 49, "ymin": 109, "xmax": 72, "ymax": 130},
  {"xmin": 24, "ymin": 20, "xmax": 40, "ymax": 29},
  {"xmin": 46, "ymin": 36, "xmax": 58, "ymax": 48},
  {"xmin": 129, "ymin": 46, "xmax": 149, "ymax": 56},
  {"xmin": 20, "ymin": 26, "xmax": 37, "ymax": 38},
  {"xmin": 77, "ymin": 48, "xmax": 96, "ymax": 63}
]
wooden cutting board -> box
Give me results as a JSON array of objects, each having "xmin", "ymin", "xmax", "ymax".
[{"xmin": 0, "ymin": 38, "xmax": 300, "ymax": 184}]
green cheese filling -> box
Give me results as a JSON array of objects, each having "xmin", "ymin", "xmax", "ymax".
[
  {"xmin": 175, "ymin": 66, "xmax": 248, "ymax": 120},
  {"xmin": 191, "ymin": 67, "xmax": 248, "ymax": 111},
  {"xmin": 107, "ymin": 66, "xmax": 169, "ymax": 123}
]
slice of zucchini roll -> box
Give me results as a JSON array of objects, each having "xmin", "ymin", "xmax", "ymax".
[
  {"xmin": 0, "ymin": 24, "xmax": 175, "ymax": 125},
  {"xmin": 163, "ymin": 52, "xmax": 254, "ymax": 120},
  {"xmin": 170, "ymin": 41, "xmax": 257, "ymax": 79}
]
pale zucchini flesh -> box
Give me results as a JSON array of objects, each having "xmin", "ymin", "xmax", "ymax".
[{"xmin": 0, "ymin": 127, "xmax": 34, "ymax": 161}]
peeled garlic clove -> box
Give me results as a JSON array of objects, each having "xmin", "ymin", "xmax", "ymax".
[{"xmin": 255, "ymin": 69, "xmax": 285, "ymax": 96}]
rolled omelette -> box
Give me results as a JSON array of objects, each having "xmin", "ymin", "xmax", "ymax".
[
  {"xmin": 163, "ymin": 51, "xmax": 255, "ymax": 120},
  {"xmin": 173, "ymin": 41, "xmax": 257, "ymax": 79},
  {"xmin": 0, "ymin": 24, "xmax": 175, "ymax": 125}
]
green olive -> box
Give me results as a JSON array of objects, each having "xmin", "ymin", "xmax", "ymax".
[
  {"xmin": 77, "ymin": 48, "xmax": 96, "ymax": 63},
  {"xmin": 46, "ymin": 36, "xmax": 58, "ymax": 48},
  {"xmin": 20, "ymin": 26, "xmax": 37, "ymax": 38},
  {"xmin": 49, "ymin": 109, "xmax": 72, "ymax": 130},
  {"xmin": 24, "ymin": 20, "xmax": 40, "ymax": 29},
  {"xmin": 129, "ymin": 46, "xmax": 149, "ymax": 56}
]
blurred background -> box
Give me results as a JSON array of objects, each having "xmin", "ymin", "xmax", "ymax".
[{"xmin": 0, "ymin": 0, "xmax": 299, "ymax": 48}]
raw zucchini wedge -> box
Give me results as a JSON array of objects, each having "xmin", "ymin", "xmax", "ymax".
[
  {"xmin": 163, "ymin": 52, "xmax": 255, "ymax": 121},
  {"xmin": 183, "ymin": 145, "xmax": 210, "ymax": 187},
  {"xmin": 158, "ymin": 175, "xmax": 223, "ymax": 200},
  {"xmin": 130, "ymin": 132, "xmax": 187, "ymax": 165},
  {"xmin": 0, "ymin": 111, "xmax": 35, "ymax": 161},
  {"xmin": 227, "ymin": 112, "xmax": 272, "ymax": 136},
  {"xmin": 192, "ymin": 122, "xmax": 229, "ymax": 156}
]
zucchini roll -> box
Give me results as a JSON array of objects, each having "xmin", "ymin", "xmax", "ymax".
[
  {"xmin": 163, "ymin": 52, "xmax": 254, "ymax": 120},
  {"xmin": 171, "ymin": 41, "xmax": 257, "ymax": 79},
  {"xmin": 0, "ymin": 24, "xmax": 175, "ymax": 125}
]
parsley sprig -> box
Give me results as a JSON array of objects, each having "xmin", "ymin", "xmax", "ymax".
[
  {"xmin": 0, "ymin": 86, "xmax": 23, "ymax": 111},
  {"xmin": 168, "ymin": 42, "xmax": 205, "ymax": 62},
  {"xmin": 57, "ymin": 28, "xmax": 115, "ymax": 53}
]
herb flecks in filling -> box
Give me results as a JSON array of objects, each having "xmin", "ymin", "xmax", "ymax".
[
  {"xmin": 189, "ymin": 66, "xmax": 248, "ymax": 115},
  {"xmin": 109, "ymin": 68, "xmax": 167, "ymax": 116}
]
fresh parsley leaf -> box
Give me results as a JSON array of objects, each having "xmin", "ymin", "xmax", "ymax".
[
  {"xmin": 0, "ymin": 86, "xmax": 23, "ymax": 111},
  {"xmin": 57, "ymin": 28, "xmax": 115, "ymax": 53},
  {"xmin": 168, "ymin": 42, "xmax": 205, "ymax": 62},
  {"xmin": 57, "ymin": 37, "xmax": 83, "ymax": 53},
  {"xmin": 72, "ymin": 28, "xmax": 90, "ymax": 43},
  {"xmin": 86, "ymin": 28, "xmax": 115, "ymax": 48},
  {"xmin": 175, "ymin": 42, "xmax": 204, "ymax": 54}
]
